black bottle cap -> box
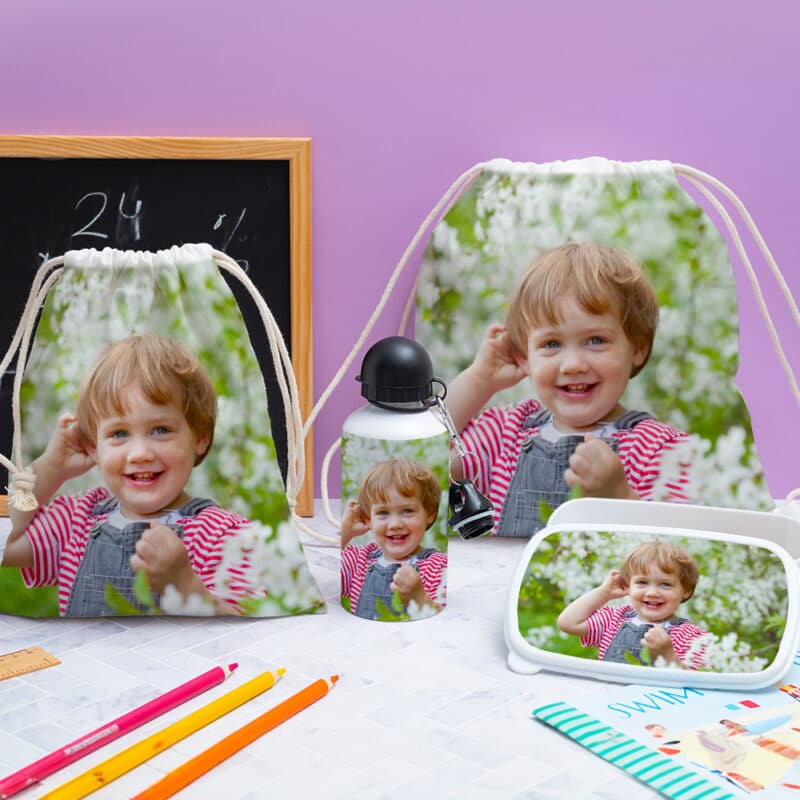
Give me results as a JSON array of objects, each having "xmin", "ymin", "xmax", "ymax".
[{"xmin": 356, "ymin": 336, "xmax": 444, "ymax": 411}]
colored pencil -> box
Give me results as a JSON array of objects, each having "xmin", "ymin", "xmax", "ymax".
[
  {"xmin": 0, "ymin": 663, "xmax": 238, "ymax": 799},
  {"xmin": 131, "ymin": 675, "xmax": 339, "ymax": 800},
  {"xmin": 39, "ymin": 668, "xmax": 285, "ymax": 800}
]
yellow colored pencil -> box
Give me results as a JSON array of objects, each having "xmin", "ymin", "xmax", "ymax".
[
  {"xmin": 39, "ymin": 669, "xmax": 285, "ymax": 800},
  {"xmin": 131, "ymin": 675, "xmax": 338, "ymax": 800}
]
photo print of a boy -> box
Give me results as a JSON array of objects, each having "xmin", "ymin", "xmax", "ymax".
[{"xmin": 340, "ymin": 458, "xmax": 447, "ymax": 621}]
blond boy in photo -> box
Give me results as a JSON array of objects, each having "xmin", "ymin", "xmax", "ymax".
[
  {"xmin": 557, "ymin": 540, "xmax": 709, "ymax": 669},
  {"xmin": 447, "ymin": 242, "xmax": 692, "ymax": 537},
  {"xmin": 340, "ymin": 459, "xmax": 447, "ymax": 620},
  {"xmin": 2, "ymin": 335, "xmax": 254, "ymax": 616}
]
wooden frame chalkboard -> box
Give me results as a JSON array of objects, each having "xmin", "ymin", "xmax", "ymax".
[{"xmin": 0, "ymin": 135, "xmax": 313, "ymax": 515}]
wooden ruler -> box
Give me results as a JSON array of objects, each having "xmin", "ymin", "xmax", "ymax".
[{"xmin": 0, "ymin": 647, "xmax": 60, "ymax": 681}]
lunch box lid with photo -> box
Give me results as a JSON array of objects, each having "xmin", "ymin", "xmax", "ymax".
[{"xmin": 505, "ymin": 497, "xmax": 800, "ymax": 690}]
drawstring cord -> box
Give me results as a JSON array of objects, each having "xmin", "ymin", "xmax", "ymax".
[{"xmin": 311, "ymin": 164, "xmax": 487, "ymax": 543}]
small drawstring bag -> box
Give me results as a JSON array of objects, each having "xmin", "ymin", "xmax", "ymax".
[
  {"xmin": 0, "ymin": 242, "xmax": 325, "ymax": 618},
  {"xmin": 306, "ymin": 158, "xmax": 797, "ymax": 541}
]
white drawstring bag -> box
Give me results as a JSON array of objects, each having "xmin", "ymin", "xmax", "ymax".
[
  {"xmin": 0, "ymin": 242, "xmax": 325, "ymax": 618},
  {"xmin": 308, "ymin": 158, "xmax": 797, "ymax": 540}
]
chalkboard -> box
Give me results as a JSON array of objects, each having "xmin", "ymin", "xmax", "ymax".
[{"xmin": 0, "ymin": 136, "xmax": 313, "ymax": 514}]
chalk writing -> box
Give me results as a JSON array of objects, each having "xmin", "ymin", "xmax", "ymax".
[
  {"xmin": 221, "ymin": 207, "xmax": 247, "ymax": 252},
  {"xmin": 117, "ymin": 191, "xmax": 143, "ymax": 243},
  {"xmin": 67, "ymin": 190, "xmax": 247, "ymax": 258},
  {"xmin": 72, "ymin": 192, "xmax": 109, "ymax": 240}
]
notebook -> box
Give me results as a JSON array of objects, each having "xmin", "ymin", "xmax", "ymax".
[{"xmin": 533, "ymin": 651, "xmax": 800, "ymax": 798}]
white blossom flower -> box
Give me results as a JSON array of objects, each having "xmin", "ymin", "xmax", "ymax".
[
  {"xmin": 407, "ymin": 599, "xmax": 439, "ymax": 621},
  {"xmin": 214, "ymin": 520, "xmax": 325, "ymax": 616},
  {"xmin": 159, "ymin": 585, "xmax": 215, "ymax": 616}
]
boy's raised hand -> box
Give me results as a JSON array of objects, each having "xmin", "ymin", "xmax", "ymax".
[
  {"xmin": 3, "ymin": 413, "xmax": 95, "ymax": 564},
  {"xmin": 40, "ymin": 414, "xmax": 96, "ymax": 482},
  {"xmin": 600, "ymin": 569, "xmax": 627, "ymax": 601},
  {"xmin": 472, "ymin": 323, "xmax": 528, "ymax": 393},
  {"xmin": 446, "ymin": 324, "xmax": 529, "ymax": 446},
  {"xmin": 557, "ymin": 568, "xmax": 625, "ymax": 636},
  {"xmin": 564, "ymin": 433, "xmax": 639, "ymax": 500},
  {"xmin": 340, "ymin": 499, "xmax": 371, "ymax": 547}
]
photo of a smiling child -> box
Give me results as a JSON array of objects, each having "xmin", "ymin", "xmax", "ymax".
[
  {"xmin": 557, "ymin": 541, "xmax": 710, "ymax": 669},
  {"xmin": 517, "ymin": 529, "xmax": 789, "ymax": 673},
  {"xmin": 416, "ymin": 163, "xmax": 773, "ymax": 527},
  {"xmin": 3, "ymin": 336, "xmax": 253, "ymax": 617},
  {"xmin": 0, "ymin": 251, "xmax": 325, "ymax": 619},
  {"xmin": 446, "ymin": 241, "xmax": 689, "ymax": 538},
  {"xmin": 340, "ymin": 458, "xmax": 448, "ymax": 621}
]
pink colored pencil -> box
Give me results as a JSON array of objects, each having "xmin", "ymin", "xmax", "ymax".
[{"xmin": 0, "ymin": 662, "xmax": 238, "ymax": 798}]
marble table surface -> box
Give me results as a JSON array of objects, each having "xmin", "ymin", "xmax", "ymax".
[{"xmin": 0, "ymin": 505, "xmax": 667, "ymax": 800}]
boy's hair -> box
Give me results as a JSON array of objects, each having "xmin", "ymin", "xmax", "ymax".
[
  {"xmin": 76, "ymin": 335, "xmax": 217, "ymax": 465},
  {"xmin": 505, "ymin": 242, "xmax": 659, "ymax": 376},
  {"xmin": 357, "ymin": 459, "xmax": 441, "ymax": 527},
  {"xmin": 619, "ymin": 540, "xmax": 700, "ymax": 599}
]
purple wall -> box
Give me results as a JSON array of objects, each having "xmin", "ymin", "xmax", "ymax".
[{"xmin": 2, "ymin": 0, "xmax": 798, "ymax": 498}]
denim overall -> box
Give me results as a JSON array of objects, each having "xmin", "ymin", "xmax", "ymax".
[
  {"xmin": 602, "ymin": 609, "xmax": 689, "ymax": 664},
  {"xmin": 65, "ymin": 496, "xmax": 216, "ymax": 617},
  {"xmin": 354, "ymin": 547, "xmax": 437, "ymax": 620},
  {"xmin": 495, "ymin": 409, "xmax": 652, "ymax": 537}
]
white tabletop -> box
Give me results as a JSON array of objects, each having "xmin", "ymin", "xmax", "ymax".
[{"xmin": 0, "ymin": 506, "xmax": 660, "ymax": 800}]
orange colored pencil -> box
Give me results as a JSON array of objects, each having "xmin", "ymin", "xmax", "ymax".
[{"xmin": 131, "ymin": 675, "xmax": 339, "ymax": 800}]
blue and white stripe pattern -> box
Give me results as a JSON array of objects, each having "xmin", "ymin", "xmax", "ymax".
[{"xmin": 533, "ymin": 701, "xmax": 737, "ymax": 799}]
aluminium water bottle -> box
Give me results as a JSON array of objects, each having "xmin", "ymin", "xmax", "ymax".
[{"xmin": 340, "ymin": 337, "xmax": 450, "ymax": 622}]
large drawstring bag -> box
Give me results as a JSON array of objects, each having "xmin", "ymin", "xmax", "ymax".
[
  {"xmin": 308, "ymin": 158, "xmax": 798, "ymax": 539},
  {"xmin": 0, "ymin": 242, "xmax": 325, "ymax": 617}
]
